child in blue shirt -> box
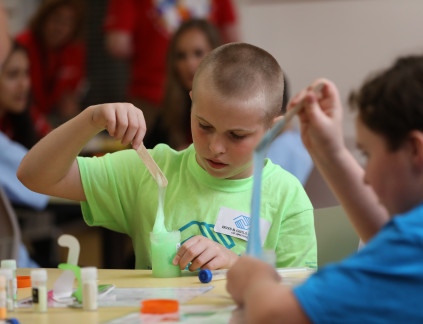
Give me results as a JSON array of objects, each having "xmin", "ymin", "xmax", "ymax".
[{"xmin": 226, "ymin": 55, "xmax": 423, "ymax": 323}]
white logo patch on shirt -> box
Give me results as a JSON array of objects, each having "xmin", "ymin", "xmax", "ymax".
[{"xmin": 214, "ymin": 206, "xmax": 271, "ymax": 244}]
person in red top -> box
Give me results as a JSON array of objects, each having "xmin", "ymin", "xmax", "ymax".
[
  {"xmin": 103, "ymin": 0, "xmax": 239, "ymax": 147},
  {"xmin": 153, "ymin": 19, "xmax": 222, "ymax": 150},
  {"xmin": 16, "ymin": 0, "xmax": 86, "ymax": 126}
]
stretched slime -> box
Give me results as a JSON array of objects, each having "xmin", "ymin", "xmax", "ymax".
[
  {"xmin": 150, "ymin": 174, "xmax": 181, "ymax": 278},
  {"xmin": 247, "ymin": 83, "xmax": 323, "ymax": 260}
]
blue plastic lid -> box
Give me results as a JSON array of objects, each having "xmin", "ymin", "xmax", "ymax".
[
  {"xmin": 7, "ymin": 319, "xmax": 20, "ymax": 324},
  {"xmin": 198, "ymin": 269, "xmax": 212, "ymax": 283}
]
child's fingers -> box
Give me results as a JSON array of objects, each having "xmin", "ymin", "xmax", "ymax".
[
  {"xmin": 302, "ymin": 92, "xmax": 329, "ymax": 124},
  {"xmin": 103, "ymin": 106, "xmax": 117, "ymax": 136},
  {"xmin": 173, "ymin": 237, "xmax": 206, "ymax": 270},
  {"xmin": 114, "ymin": 105, "xmax": 129, "ymax": 140},
  {"xmin": 121, "ymin": 107, "xmax": 140, "ymax": 146},
  {"xmin": 189, "ymin": 247, "xmax": 217, "ymax": 271},
  {"xmin": 310, "ymin": 78, "xmax": 342, "ymax": 114},
  {"xmin": 287, "ymin": 89, "xmax": 307, "ymax": 112},
  {"xmin": 317, "ymin": 78, "xmax": 339, "ymax": 101},
  {"xmin": 198, "ymin": 255, "xmax": 222, "ymax": 271},
  {"xmin": 131, "ymin": 109, "xmax": 146, "ymax": 150}
]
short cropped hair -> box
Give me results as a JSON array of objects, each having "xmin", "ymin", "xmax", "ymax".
[
  {"xmin": 192, "ymin": 42, "xmax": 284, "ymax": 125},
  {"xmin": 349, "ymin": 55, "xmax": 423, "ymax": 151}
]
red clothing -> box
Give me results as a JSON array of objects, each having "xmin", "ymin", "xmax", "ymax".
[
  {"xmin": 0, "ymin": 106, "xmax": 51, "ymax": 143},
  {"xmin": 15, "ymin": 30, "xmax": 86, "ymax": 115},
  {"xmin": 104, "ymin": 0, "xmax": 237, "ymax": 105},
  {"xmin": 30, "ymin": 106, "xmax": 52, "ymax": 138}
]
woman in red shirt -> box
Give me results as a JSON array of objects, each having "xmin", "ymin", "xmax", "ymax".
[{"xmin": 16, "ymin": 0, "xmax": 86, "ymax": 126}]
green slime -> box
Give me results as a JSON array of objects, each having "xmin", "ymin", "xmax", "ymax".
[{"xmin": 151, "ymin": 183, "xmax": 181, "ymax": 278}]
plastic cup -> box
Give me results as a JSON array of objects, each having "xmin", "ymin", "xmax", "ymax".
[{"xmin": 150, "ymin": 231, "xmax": 181, "ymax": 278}]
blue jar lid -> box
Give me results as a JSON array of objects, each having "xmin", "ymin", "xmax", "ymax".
[{"xmin": 198, "ymin": 269, "xmax": 212, "ymax": 283}]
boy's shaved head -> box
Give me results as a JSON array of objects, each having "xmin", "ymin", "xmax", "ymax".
[{"xmin": 192, "ymin": 42, "xmax": 284, "ymax": 126}]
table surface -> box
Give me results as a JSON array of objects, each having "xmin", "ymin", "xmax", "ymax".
[{"xmin": 13, "ymin": 268, "xmax": 233, "ymax": 324}]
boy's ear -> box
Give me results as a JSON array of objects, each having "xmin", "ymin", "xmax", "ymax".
[
  {"xmin": 189, "ymin": 90, "xmax": 193, "ymax": 100},
  {"xmin": 408, "ymin": 131, "xmax": 423, "ymax": 169}
]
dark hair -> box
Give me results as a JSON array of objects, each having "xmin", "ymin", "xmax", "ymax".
[
  {"xmin": 161, "ymin": 19, "xmax": 222, "ymax": 148},
  {"xmin": 29, "ymin": 0, "xmax": 85, "ymax": 44},
  {"xmin": 349, "ymin": 55, "xmax": 423, "ymax": 151},
  {"xmin": 281, "ymin": 73, "xmax": 290, "ymax": 115},
  {"xmin": 1, "ymin": 41, "xmax": 38, "ymax": 149}
]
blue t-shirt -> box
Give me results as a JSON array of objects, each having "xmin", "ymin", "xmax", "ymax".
[
  {"xmin": 0, "ymin": 131, "xmax": 49, "ymax": 210},
  {"xmin": 266, "ymin": 129, "xmax": 313, "ymax": 185},
  {"xmin": 294, "ymin": 203, "xmax": 423, "ymax": 323}
]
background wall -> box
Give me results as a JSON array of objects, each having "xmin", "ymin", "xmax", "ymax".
[{"xmin": 236, "ymin": 0, "xmax": 423, "ymax": 150}]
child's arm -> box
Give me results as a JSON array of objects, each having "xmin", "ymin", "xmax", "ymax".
[
  {"xmin": 17, "ymin": 103, "xmax": 146, "ymax": 201},
  {"xmin": 292, "ymin": 79, "xmax": 389, "ymax": 242},
  {"xmin": 226, "ymin": 256, "xmax": 311, "ymax": 324},
  {"xmin": 172, "ymin": 235, "xmax": 239, "ymax": 270}
]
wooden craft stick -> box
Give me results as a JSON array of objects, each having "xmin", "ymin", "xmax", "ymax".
[{"xmin": 136, "ymin": 143, "xmax": 168, "ymax": 187}]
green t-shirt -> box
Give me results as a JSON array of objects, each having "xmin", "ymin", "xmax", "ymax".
[{"xmin": 77, "ymin": 144, "xmax": 316, "ymax": 269}]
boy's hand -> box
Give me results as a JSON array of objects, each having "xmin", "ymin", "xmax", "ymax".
[
  {"xmin": 172, "ymin": 235, "xmax": 239, "ymax": 271},
  {"xmin": 226, "ymin": 256, "xmax": 281, "ymax": 306},
  {"xmin": 290, "ymin": 78, "xmax": 345, "ymax": 162},
  {"xmin": 90, "ymin": 103, "xmax": 146, "ymax": 149}
]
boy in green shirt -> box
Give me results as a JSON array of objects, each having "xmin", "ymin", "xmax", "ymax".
[{"xmin": 18, "ymin": 43, "xmax": 316, "ymax": 270}]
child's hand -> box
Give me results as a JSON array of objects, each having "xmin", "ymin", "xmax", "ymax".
[
  {"xmin": 90, "ymin": 103, "xmax": 146, "ymax": 149},
  {"xmin": 226, "ymin": 256, "xmax": 281, "ymax": 306},
  {"xmin": 290, "ymin": 78, "xmax": 345, "ymax": 162},
  {"xmin": 172, "ymin": 235, "xmax": 239, "ymax": 271}
]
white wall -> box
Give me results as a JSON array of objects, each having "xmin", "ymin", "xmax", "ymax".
[
  {"xmin": 1, "ymin": 0, "xmax": 39, "ymax": 35},
  {"xmin": 236, "ymin": 0, "xmax": 423, "ymax": 147}
]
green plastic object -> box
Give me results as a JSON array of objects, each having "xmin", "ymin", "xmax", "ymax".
[
  {"xmin": 150, "ymin": 231, "xmax": 181, "ymax": 278},
  {"xmin": 58, "ymin": 263, "xmax": 82, "ymax": 303}
]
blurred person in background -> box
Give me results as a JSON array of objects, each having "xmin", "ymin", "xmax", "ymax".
[
  {"xmin": 16, "ymin": 0, "xmax": 86, "ymax": 126},
  {"xmin": 0, "ymin": 41, "xmax": 51, "ymax": 149},
  {"xmin": 266, "ymin": 76, "xmax": 313, "ymax": 185},
  {"xmin": 0, "ymin": 5, "xmax": 47, "ymax": 268},
  {"xmin": 103, "ymin": 0, "xmax": 239, "ymax": 147},
  {"xmin": 154, "ymin": 19, "xmax": 222, "ymax": 150}
]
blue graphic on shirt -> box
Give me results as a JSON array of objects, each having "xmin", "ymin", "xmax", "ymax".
[
  {"xmin": 179, "ymin": 221, "xmax": 235, "ymax": 249},
  {"xmin": 233, "ymin": 215, "xmax": 251, "ymax": 230}
]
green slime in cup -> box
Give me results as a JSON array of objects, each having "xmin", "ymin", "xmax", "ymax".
[{"xmin": 150, "ymin": 177, "xmax": 181, "ymax": 278}]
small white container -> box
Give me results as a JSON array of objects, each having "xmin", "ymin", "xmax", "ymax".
[
  {"xmin": 0, "ymin": 269, "xmax": 14, "ymax": 311},
  {"xmin": 1, "ymin": 260, "xmax": 17, "ymax": 304},
  {"xmin": 0, "ymin": 275, "xmax": 6, "ymax": 319},
  {"xmin": 30, "ymin": 269, "xmax": 47, "ymax": 313},
  {"xmin": 81, "ymin": 267, "xmax": 98, "ymax": 311}
]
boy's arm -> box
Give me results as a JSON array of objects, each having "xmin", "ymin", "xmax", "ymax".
[
  {"xmin": 293, "ymin": 79, "xmax": 389, "ymax": 242},
  {"xmin": 227, "ymin": 256, "xmax": 311, "ymax": 324},
  {"xmin": 17, "ymin": 103, "xmax": 146, "ymax": 201}
]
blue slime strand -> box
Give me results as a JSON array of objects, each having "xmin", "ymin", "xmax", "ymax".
[
  {"xmin": 247, "ymin": 116, "xmax": 291, "ymax": 260},
  {"xmin": 247, "ymin": 82, "xmax": 323, "ymax": 260},
  {"xmin": 247, "ymin": 149, "xmax": 267, "ymax": 258}
]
